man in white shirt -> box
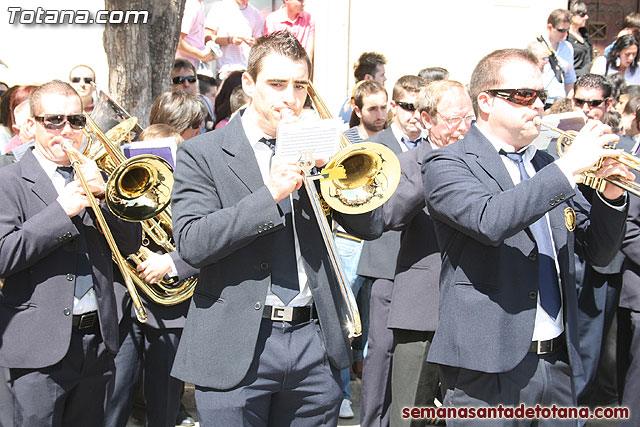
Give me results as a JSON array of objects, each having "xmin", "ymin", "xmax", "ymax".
[{"xmin": 541, "ymin": 9, "xmax": 577, "ymax": 106}]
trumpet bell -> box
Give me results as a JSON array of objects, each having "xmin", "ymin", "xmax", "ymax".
[
  {"xmin": 106, "ymin": 155, "xmax": 174, "ymax": 221},
  {"xmin": 320, "ymin": 142, "xmax": 401, "ymax": 214}
]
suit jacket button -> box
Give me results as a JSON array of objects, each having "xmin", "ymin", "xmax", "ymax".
[
  {"xmin": 260, "ymin": 262, "xmax": 270, "ymax": 270},
  {"xmin": 528, "ymin": 252, "xmax": 537, "ymax": 261},
  {"xmin": 528, "ymin": 291, "xmax": 537, "ymax": 300},
  {"xmin": 257, "ymin": 226, "xmax": 263, "ymax": 233},
  {"xmin": 549, "ymin": 200, "xmax": 556, "ymax": 206},
  {"xmin": 254, "ymin": 302, "xmax": 261, "ymax": 310},
  {"xmin": 66, "ymin": 273, "xmax": 74, "ymax": 281},
  {"xmin": 63, "ymin": 308, "xmax": 71, "ymax": 316},
  {"xmin": 559, "ymin": 193, "xmax": 565, "ymax": 199}
]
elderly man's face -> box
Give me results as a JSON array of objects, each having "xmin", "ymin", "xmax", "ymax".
[
  {"xmin": 423, "ymin": 87, "xmax": 474, "ymax": 148},
  {"xmin": 572, "ymin": 86, "xmax": 611, "ymax": 121},
  {"xmin": 171, "ymin": 67, "xmax": 199, "ymax": 95}
]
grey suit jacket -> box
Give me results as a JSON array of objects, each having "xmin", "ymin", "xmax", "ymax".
[
  {"xmin": 0, "ymin": 148, "xmax": 142, "ymax": 368},
  {"xmin": 170, "ymin": 115, "xmax": 383, "ymax": 389},
  {"xmin": 356, "ymin": 127, "xmax": 404, "ymax": 280},
  {"xmin": 423, "ymin": 125, "xmax": 627, "ymax": 376},
  {"xmin": 384, "ymin": 142, "xmax": 440, "ymax": 332}
]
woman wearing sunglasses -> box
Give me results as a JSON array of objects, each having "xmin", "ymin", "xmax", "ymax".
[
  {"xmin": 591, "ymin": 34, "xmax": 640, "ymax": 85},
  {"xmin": 567, "ymin": 1, "xmax": 593, "ymax": 78}
]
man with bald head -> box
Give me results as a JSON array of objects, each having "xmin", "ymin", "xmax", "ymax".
[{"xmin": 69, "ymin": 64, "xmax": 96, "ymax": 113}]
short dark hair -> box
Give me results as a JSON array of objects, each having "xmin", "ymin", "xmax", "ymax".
[
  {"xmin": 392, "ymin": 75, "xmax": 425, "ymax": 101},
  {"xmin": 469, "ymin": 48, "xmax": 539, "ymax": 115},
  {"xmin": 149, "ymin": 90, "xmax": 206, "ymax": 134},
  {"xmin": 417, "ymin": 67, "xmax": 449, "ymax": 84},
  {"xmin": 229, "ymin": 86, "xmax": 249, "ymax": 114},
  {"xmin": 548, "ymin": 9, "xmax": 571, "ymax": 27},
  {"xmin": 173, "ymin": 59, "xmax": 196, "ymax": 75},
  {"xmin": 246, "ymin": 30, "xmax": 311, "ymax": 82},
  {"xmin": 569, "ymin": 1, "xmax": 587, "ymax": 15},
  {"xmin": 198, "ymin": 74, "xmax": 219, "ymax": 96},
  {"xmin": 353, "ymin": 52, "xmax": 387, "ymax": 82},
  {"xmin": 29, "ymin": 80, "xmax": 80, "ymax": 116},
  {"xmin": 574, "ymin": 73, "xmax": 613, "ymax": 99},
  {"xmin": 352, "ymin": 80, "xmax": 387, "ymax": 110}
]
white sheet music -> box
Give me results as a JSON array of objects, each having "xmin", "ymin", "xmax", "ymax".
[{"xmin": 275, "ymin": 118, "xmax": 342, "ymax": 162}]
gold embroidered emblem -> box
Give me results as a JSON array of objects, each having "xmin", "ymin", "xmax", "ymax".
[{"xmin": 564, "ymin": 207, "xmax": 576, "ymax": 232}]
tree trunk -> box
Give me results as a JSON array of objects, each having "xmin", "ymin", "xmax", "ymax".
[{"xmin": 103, "ymin": 0, "xmax": 185, "ymax": 127}]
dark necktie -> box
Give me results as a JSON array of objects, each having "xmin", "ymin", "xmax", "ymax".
[
  {"xmin": 402, "ymin": 136, "xmax": 422, "ymax": 150},
  {"xmin": 500, "ymin": 151, "xmax": 561, "ymax": 319},
  {"xmin": 259, "ymin": 137, "xmax": 300, "ymax": 305},
  {"xmin": 57, "ymin": 166, "xmax": 94, "ymax": 299}
]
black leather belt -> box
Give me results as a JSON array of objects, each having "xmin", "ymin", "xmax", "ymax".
[
  {"xmin": 529, "ymin": 333, "xmax": 565, "ymax": 355},
  {"xmin": 263, "ymin": 305, "xmax": 318, "ymax": 323},
  {"xmin": 72, "ymin": 311, "xmax": 99, "ymax": 334}
]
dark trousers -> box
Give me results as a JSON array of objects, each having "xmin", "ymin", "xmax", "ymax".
[
  {"xmin": 575, "ymin": 268, "xmax": 620, "ymax": 406},
  {"xmin": 439, "ymin": 350, "xmax": 576, "ymax": 427},
  {"xmin": 360, "ymin": 278, "xmax": 394, "ymax": 427},
  {"xmin": 9, "ymin": 330, "xmax": 115, "ymax": 427},
  {"xmin": 0, "ymin": 368, "xmax": 13, "ymax": 427},
  {"xmin": 390, "ymin": 329, "xmax": 440, "ymax": 427},
  {"xmin": 105, "ymin": 315, "xmax": 183, "ymax": 427},
  {"xmin": 194, "ymin": 318, "xmax": 342, "ymax": 427},
  {"xmin": 617, "ymin": 307, "xmax": 640, "ymax": 427}
]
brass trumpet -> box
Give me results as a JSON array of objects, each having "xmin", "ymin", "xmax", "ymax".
[
  {"xmin": 535, "ymin": 118, "xmax": 640, "ymax": 197},
  {"xmin": 62, "ymin": 140, "xmax": 148, "ymax": 323}
]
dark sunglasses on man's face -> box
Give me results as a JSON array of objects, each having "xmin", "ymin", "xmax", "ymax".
[
  {"xmin": 34, "ymin": 114, "xmax": 87, "ymax": 130},
  {"xmin": 71, "ymin": 77, "xmax": 94, "ymax": 84},
  {"xmin": 575, "ymin": 11, "xmax": 588, "ymax": 17},
  {"xmin": 573, "ymin": 98, "xmax": 605, "ymax": 108},
  {"xmin": 395, "ymin": 101, "xmax": 416, "ymax": 112},
  {"xmin": 486, "ymin": 89, "xmax": 548, "ymax": 106},
  {"xmin": 555, "ymin": 27, "xmax": 569, "ymax": 33},
  {"xmin": 172, "ymin": 75, "xmax": 197, "ymax": 85}
]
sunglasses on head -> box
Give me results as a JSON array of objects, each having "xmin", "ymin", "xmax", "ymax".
[
  {"xmin": 486, "ymin": 89, "xmax": 548, "ymax": 106},
  {"xmin": 71, "ymin": 77, "xmax": 93, "ymax": 84},
  {"xmin": 395, "ymin": 101, "xmax": 416, "ymax": 112},
  {"xmin": 34, "ymin": 114, "xmax": 86, "ymax": 130},
  {"xmin": 172, "ymin": 75, "xmax": 197, "ymax": 85},
  {"xmin": 573, "ymin": 98, "xmax": 605, "ymax": 108}
]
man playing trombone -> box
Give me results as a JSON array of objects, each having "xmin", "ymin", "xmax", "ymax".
[
  {"xmin": 423, "ymin": 49, "xmax": 632, "ymax": 426},
  {"xmin": 0, "ymin": 80, "xmax": 142, "ymax": 425},
  {"xmin": 170, "ymin": 31, "xmax": 382, "ymax": 426}
]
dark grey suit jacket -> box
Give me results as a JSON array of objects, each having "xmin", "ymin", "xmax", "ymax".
[
  {"xmin": 356, "ymin": 127, "xmax": 404, "ymax": 280},
  {"xmin": 423, "ymin": 125, "xmax": 627, "ymax": 376},
  {"xmin": 621, "ymin": 170, "xmax": 640, "ymax": 311},
  {"xmin": 384, "ymin": 142, "xmax": 440, "ymax": 332},
  {"xmin": 0, "ymin": 148, "xmax": 142, "ymax": 369},
  {"xmin": 170, "ymin": 115, "xmax": 383, "ymax": 389}
]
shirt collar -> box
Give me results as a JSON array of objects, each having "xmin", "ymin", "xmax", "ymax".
[
  {"xmin": 241, "ymin": 109, "xmax": 275, "ymax": 150},
  {"xmin": 476, "ymin": 124, "xmax": 537, "ymax": 162},
  {"xmin": 32, "ymin": 147, "xmax": 62, "ymax": 181}
]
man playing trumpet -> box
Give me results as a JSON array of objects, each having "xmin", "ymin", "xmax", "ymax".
[
  {"xmin": 0, "ymin": 80, "xmax": 141, "ymax": 425},
  {"xmin": 423, "ymin": 49, "xmax": 632, "ymax": 426}
]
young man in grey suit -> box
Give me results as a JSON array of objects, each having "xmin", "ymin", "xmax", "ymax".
[
  {"xmin": 384, "ymin": 79, "xmax": 474, "ymax": 427},
  {"xmin": 423, "ymin": 49, "xmax": 631, "ymax": 426},
  {"xmin": 0, "ymin": 80, "xmax": 142, "ymax": 425},
  {"xmin": 170, "ymin": 31, "xmax": 383, "ymax": 426}
]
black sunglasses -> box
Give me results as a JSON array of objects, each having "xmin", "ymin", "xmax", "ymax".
[
  {"xmin": 71, "ymin": 77, "xmax": 93, "ymax": 84},
  {"xmin": 573, "ymin": 98, "xmax": 605, "ymax": 108},
  {"xmin": 486, "ymin": 89, "xmax": 548, "ymax": 106},
  {"xmin": 555, "ymin": 27, "xmax": 569, "ymax": 33},
  {"xmin": 395, "ymin": 101, "xmax": 416, "ymax": 112},
  {"xmin": 172, "ymin": 75, "xmax": 197, "ymax": 84},
  {"xmin": 34, "ymin": 114, "xmax": 87, "ymax": 130},
  {"xmin": 575, "ymin": 11, "xmax": 588, "ymax": 17}
]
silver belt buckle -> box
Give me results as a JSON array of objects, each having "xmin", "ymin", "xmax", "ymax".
[
  {"xmin": 270, "ymin": 306, "xmax": 293, "ymax": 322},
  {"xmin": 78, "ymin": 313, "xmax": 96, "ymax": 329}
]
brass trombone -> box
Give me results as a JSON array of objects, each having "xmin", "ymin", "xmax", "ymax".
[
  {"xmin": 536, "ymin": 118, "xmax": 640, "ymax": 197},
  {"xmin": 62, "ymin": 140, "xmax": 148, "ymax": 323},
  {"xmin": 295, "ymin": 82, "xmax": 401, "ymax": 338}
]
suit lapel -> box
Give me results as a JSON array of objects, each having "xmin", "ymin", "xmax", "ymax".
[
  {"xmin": 222, "ymin": 115, "xmax": 265, "ymax": 193},
  {"xmin": 21, "ymin": 149, "xmax": 59, "ymax": 206},
  {"xmin": 464, "ymin": 125, "xmax": 515, "ymax": 191}
]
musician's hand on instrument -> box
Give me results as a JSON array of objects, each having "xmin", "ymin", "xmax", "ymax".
[
  {"xmin": 137, "ymin": 253, "xmax": 173, "ymax": 284},
  {"xmin": 597, "ymin": 157, "xmax": 636, "ymax": 200},
  {"xmin": 74, "ymin": 153, "xmax": 106, "ymax": 198},
  {"xmin": 555, "ymin": 120, "xmax": 619, "ymax": 176},
  {"xmin": 267, "ymin": 156, "xmax": 304, "ymax": 203},
  {"xmin": 57, "ymin": 180, "xmax": 90, "ymax": 217}
]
